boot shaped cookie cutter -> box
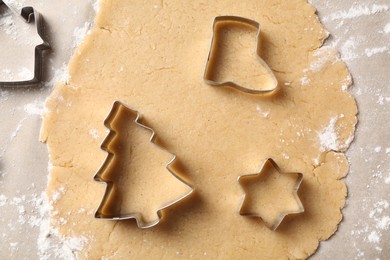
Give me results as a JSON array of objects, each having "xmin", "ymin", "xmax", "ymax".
[
  {"xmin": 238, "ymin": 158, "xmax": 304, "ymax": 231},
  {"xmin": 94, "ymin": 101, "xmax": 194, "ymax": 228},
  {"xmin": 203, "ymin": 16, "xmax": 278, "ymax": 94},
  {"xmin": 0, "ymin": 0, "xmax": 50, "ymax": 87}
]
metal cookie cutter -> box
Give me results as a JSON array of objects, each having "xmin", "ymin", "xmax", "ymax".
[
  {"xmin": 94, "ymin": 101, "xmax": 194, "ymax": 228},
  {"xmin": 238, "ymin": 158, "xmax": 304, "ymax": 231},
  {"xmin": 203, "ymin": 16, "xmax": 278, "ymax": 94},
  {"xmin": 0, "ymin": 0, "xmax": 50, "ymax": 87}
]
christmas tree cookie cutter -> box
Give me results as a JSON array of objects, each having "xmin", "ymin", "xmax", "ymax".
[
  {"xmin": 203, "ymin": 16, "xmax": 278, "ymax": 94},
  {"xmin": 94, "ymin": 101, "xmax": 194, "ymax": 228},
  {"xmin": 0, "ymin": 0, "xmax": 50, "ymax": 88},
  {"xmin": 238, "ymin": 158, "xmax": 304, "ymax": 231}
]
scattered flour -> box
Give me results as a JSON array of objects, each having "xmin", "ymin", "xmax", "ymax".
[
  {"xmin": 367, "ymin": 231, "xmax": 380, "ymax": 243},
  {"xmin": 64, "ymin": 236, "xmax": 89, "ymax": 252},
  {"xmin": 92, "ymin": 0, "xmax": 101, "ymax": 13},
  {"xmin": 325, "ymin": 3, "xmax": 389, "ymax": 21},
  {"xmin": 24, "ymin": 100, "xmax": 45, "ymax": 116},
  {"xmin": 318, "ymin": 117, "xmax": 339, "ymax": 151},
  {"xmin": 366, "ymin": 200, "xmax": 390, "ymax": 244},
  {"xmin": 385, "ymin": 175, "xmax": 390, "ymax": 185},
  {"xmin": 383, "ymin": 23, "xmax": 390, "ymax": 34},
  {"xmin": 369, "ymin": 200, "xmax": 390, "ymax": 217},
  {"xmin": 377, "ymin": 95, "xmax": 390, "ymax": 105},
  {"xmin": 281, "ymin": 152, "xmax": 290, "ymax": 160},
  {"xmin": 364, "ymin": 47, "xmax": 389, "ymax": 57},
  {"xmin": 72, "ymin": 22, "xmax": 92, "ymax": 49},
  {"xmin": 317, "ymin": 114, "xmax": 353, "ymax": 152},
  {"xmin": 17, "ymin": 67, "xmax": 33, "ymax": 80},
  {"xmin": 255, "ymin": 104, "xmax": 270, "ymax": 118},
  {"xmin": 341, "ymin": 74, "xmax": 352, "ymax": 92},
  {"xmin": 9, "ymin": 117, "xmax": 27, "ymax": 142},
  {"xmin": 0, "ymin": 190, "xmax": 89, "ymax": 259},
  {"xmin": 300, "ymin": 76, "xmax": 310, "ymax": 86},
  {"xmin": 300, "ymin": 47, "xmax": 341, "ymax": 87},
  {"xmin": 36, "ymin": 193, "xmax": 88, "ymax": 259},
  {"xmin": 46, "ymin": 63, "xmax": 70, "ymax": 86},
  {"xmin": 46, "ymin": 55, "xmax": 88, "ymax": 92},
  {"xmin": 376, "ymin": 216, "xmax": 390, "ymax": 230},
  {"xmin": 340, "ymin": 38, "xmax": 359, "ymax": 61},
  {"xmin": 0, "ymin": 194, "xmax": 7, "ymax": 207},
  {"xmin": 309, "ymin": 47, "xmax": 339, "ymax": 72},
  {"xmin": 51, "ymin": 186, "xmax": 65, "ymax": 202},
  {"xmin": 89, "ymin": 128, "xmax": 100, "ymax": 140},
  {"xmin": 1, "ymin": 65, "xmax": 34, "ymax": 82},
  {"xmin": 351, "ymin": 198, "xmax": 390, "ymax": 257}
]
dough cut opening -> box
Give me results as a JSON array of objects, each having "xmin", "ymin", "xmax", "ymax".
[
  {"xmin": 206, "ymin": 21, "xmax": 276, "ymax": 92},
  {"xmin": 239, "ymin": 162, "xmax": 304, "ymax": 228},
  {"xmin": 96, "ymin": 105, "xmax": 193, "ymax": 224}
]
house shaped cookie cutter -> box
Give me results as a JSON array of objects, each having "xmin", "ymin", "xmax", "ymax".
[
  {"xmin": 94, "ymin": 101, "xmax": 195, "ymax": 228},
  {"xmin": 0, "ymin": 1, "xmax": 50, "ymax": 87}
]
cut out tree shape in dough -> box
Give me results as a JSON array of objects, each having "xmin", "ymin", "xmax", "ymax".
[
  {"xmin": 94, "ymin": 101, "xmax": 194, "ymax": 228},
  {"xmin": 238, "ymin": 158, "xmax": 304, "ymax": 230}
]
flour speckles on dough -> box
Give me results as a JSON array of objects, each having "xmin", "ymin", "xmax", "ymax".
[
  {"xmin": 300, "ymin": 75, "xmax": 310, "ymax": 86},
  {"xmin": 64, "ymin": 236, "xmax": 89, "ymax": 252},
  {"xmin": 309, "ymin": 46, "xmax": 340, "ymax": 72},
  {"xmin": 51, "ymin": 187, "xmax": 65, "ymax": 202},
  {"xmin": 47, "ymin": 63, "xmax": 70, "ymax": 86},
  {"xmin": 255, "ymin": 104, "xmax": 270, "ymax": 118},
  {"xmin": 341, "ymin": 74, "xmax": 352, "ymax": 92},
  {"xmin": 318, "ymin": 117, "xmax": 340, "ymax": 152},
  {"xmin": 89, "ymin": 128, "xmax": 100, "ymax": 140}
]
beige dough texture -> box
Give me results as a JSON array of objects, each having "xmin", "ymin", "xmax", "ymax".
[{"xmin": 41, "ymin": 0, "xmax": 358, "ymax": 259}]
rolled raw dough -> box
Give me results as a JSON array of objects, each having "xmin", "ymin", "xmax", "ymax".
[{"xmin": 41, "ymin": 0, "xmax": 357, "ymax": 258}]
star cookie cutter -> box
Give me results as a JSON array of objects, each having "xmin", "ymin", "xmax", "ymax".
[
  {"xmin": 203, "ymin": 16, "xmax": 278, "ymax": 94},
  {"xmin": 238, "ymin": 158, "xmax": 304, "ymax": 231},
  {"xmin": 94, "ymin": 101, "xmax": 194, "ymax": 228},
  {"xmin": 0, "ymin": 0, "xmax": 50, "ymax": 88}
]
